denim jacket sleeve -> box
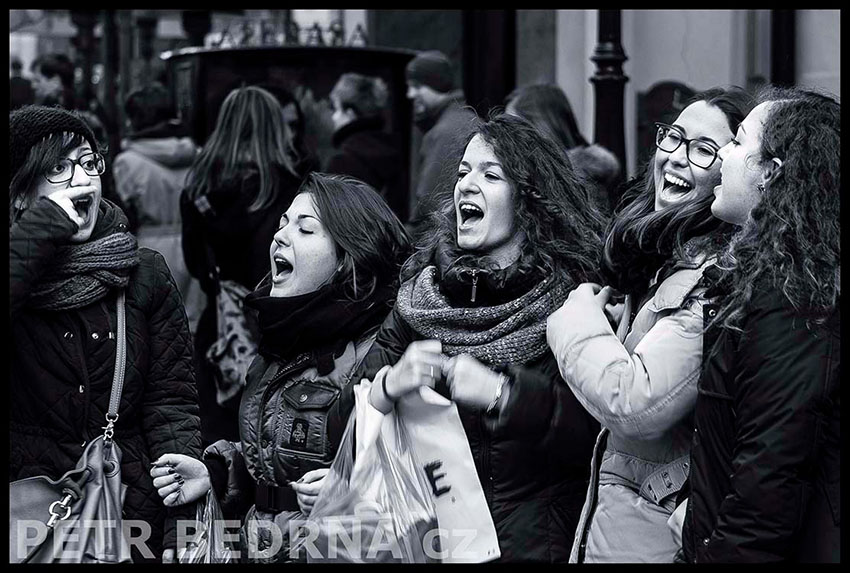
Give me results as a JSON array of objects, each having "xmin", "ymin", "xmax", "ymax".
[{"xmin": 546, "ymin": 271, "xmax": 707, "ymax": 441}]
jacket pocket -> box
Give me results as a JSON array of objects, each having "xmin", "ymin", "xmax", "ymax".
[{"xmin": 275, "ymin": 380, "xmax": 340, "ymax": 459}]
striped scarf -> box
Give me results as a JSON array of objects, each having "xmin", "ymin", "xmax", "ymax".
[
  {"xmin": 28, "ymin": 230, "xmax": 139, "ymax": 312},
  {"xmin": 396, "ymin": 265, "xmax": 568, "ymax": 366}
]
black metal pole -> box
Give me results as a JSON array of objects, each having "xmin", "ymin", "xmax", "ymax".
[
  {"xmin": 771, "ymin": 9, "xmax": 796, "ymax": 87},
  {"xmin": 590, "ymin": 9, "xmax": 628, "ymax": 197}
]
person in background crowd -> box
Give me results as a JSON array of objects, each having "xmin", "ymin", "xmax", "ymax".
[
  {"xmin": 261, "ymin": 83, "xmax": 322, "ymax": 177},
  {"xmin": 10, "ymin": 58, "xmax": 35, "ymax": 110},
  {"xmin": 505, "ymin": 83, "xmax": 621, "ymax": 216},
  {"xmin": 30, "ymin": 53, "xmax": 75, "ymax": 109},
  {"xmin": 151, "ymin": 173, "xmax": 412, "ymax": 563},
  {"xmin": 546, "ymin": 88, "xmax": 752, "ymax": 562},
  {"xmin": 325, "ymin": 72, "xmax": 405, "ymax": 217},
  {"xmin": 113, "ymin": 83, "xmax": 204, "ymax": 333},
  {"xmin": 181, "ymin": 85, "xmax": 306, "ymax": 446},
  {"xmin": 405, "ymin": 50, "xmax": 477, "ymax": 236},
  {"xmin": 328, "ymin": 113, "xmax": 606, "ymax": 562},
  {"xmin": 680, "ymin": 87, "xmax": 840, "ymax": 563},
  {"xmin": 9, "ymin": 105, "xmax": 202, "ymax": 563}
]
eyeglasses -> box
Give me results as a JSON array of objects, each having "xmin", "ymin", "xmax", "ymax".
[
  {"xmin": 654, "ymin": 123, "xmax": 721, "ymax": 169},
  {"xmin": 43, "ymin": 152, "xmax": 106, "ymax": 184}
]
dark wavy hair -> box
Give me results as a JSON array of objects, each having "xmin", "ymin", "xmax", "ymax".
[
  {"xmin": 403, "ymin": 112, "xmax": 605, "ymax": 290},
  {"xmin": 125, "ymin": 82, "xmax": 174, "ymax": 132},
  {"xmin": 713, "ymin": 86, "xmax": 840, "ymax": 331},
  {"xmin": 504, "ymin": 83, "xmax": 589, "ymax": 150},
  {"xmin": 600, "ymin": 87, "xmax": 754, "ymax": 301},
  {"xmin": 301, "ymin": 173, "xmax": 411, "ymax": 302}
]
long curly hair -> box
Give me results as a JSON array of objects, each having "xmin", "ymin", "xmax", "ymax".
[
  {"xmin": 184, "ymin": 86, "xmax": 298, "ymax": 212},
  {"xmin": 600, "ymin": 87, "xmax": 754, "ymax": 301},
  {"xmin": 713, "ymin": 86, "xmax": 840, "ymax": 331},
  {"xmin": 402, "ymin": 112, "xmax": 606, "ymax": 291}
]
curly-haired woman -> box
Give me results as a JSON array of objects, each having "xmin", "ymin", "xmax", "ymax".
[
  {"xmin": 327, "ymin": 112, "xmax": 605, "ymax": 561},
  {"xmin": 680, "ymin": 87, "xmax": 840, "ymax": 563},
  {"xmin": 546, "ymin": 88, "xmax": 752, "ymax": 562}
]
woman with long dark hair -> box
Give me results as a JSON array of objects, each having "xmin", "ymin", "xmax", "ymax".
[
  {"xmin": 681, "ymin": 87, "xmax": 840, "ymax": 563},
  {"xmin": 151, "ymin": 173, "xmax": 411, "ymax": 563},
  {"xmin": 180, "ymin": 85, "xmax": 306, "ymax": 445},
  {"xmin": 546, "ymin": 87, "xmax": 753, "ymax": 562},
  {"xmin": 10, "ymin": 105, "xmax": 202, "ymax": 563},
  {"xmin": 327, "ymin": 112, "xmax": 606, "ymax": 561}
]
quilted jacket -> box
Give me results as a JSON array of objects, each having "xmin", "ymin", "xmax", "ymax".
[
  {"xmin": 547, "ymin": 259, "xmax": 712, "ymax": 562},
  {"xmin": 10, "ymin": 197, "xmax": 203, "ymax": 562}
]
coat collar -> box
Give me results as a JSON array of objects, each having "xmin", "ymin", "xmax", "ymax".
[{"xmin": 648, "ymin": 257, "xmax": 715, "ymax": 312}]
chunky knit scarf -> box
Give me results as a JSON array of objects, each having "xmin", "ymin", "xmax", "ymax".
[
  {"xmin": 396, "ymin": 265, "xmax": 568, "ymax": 366},
  {"xmin": 28, "ymin": 201, "xmax": 139, "ymax": 312}
]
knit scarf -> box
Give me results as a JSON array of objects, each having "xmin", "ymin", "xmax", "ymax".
[
  {"xmin": 28, "ymin": 199, "xmax": 139, "ymax": 311},
  {"xmin": 396, "ymin": 265, "xmax": 568, "ymax": 366}
]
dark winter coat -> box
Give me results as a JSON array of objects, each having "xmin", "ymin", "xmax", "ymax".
[
  {"xmin": 682, "ymin": 271, "xmax": 840, "ymax": 563},
  {"xmin": 326, "ymin": 268, "xmax": 600, "ymax": 562},
  {"xmin": 10, "ymin": 198, "xmax": 203, "ymax": 562},
  {"xmin": 179, "ymin": 166, "xmax": 304, "ymax": 444},
  {"xmin": 325, "ymin": 116, "xmax": 405, "ymax": 216}
]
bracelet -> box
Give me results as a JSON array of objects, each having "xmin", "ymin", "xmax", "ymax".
[
  {"xmin": 381, "ymin": 370, "xmax": 399, "ymax": 403},
  {"xmin": 486, "ymin": 374, "xmax": 509, "ymax": 414}
]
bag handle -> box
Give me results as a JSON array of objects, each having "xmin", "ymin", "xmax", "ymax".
[{"xmin": 103, "ymin": 290, "xmax": 127, "ymax": 443}]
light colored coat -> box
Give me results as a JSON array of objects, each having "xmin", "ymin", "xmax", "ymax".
[{"xmin": 546, "ymin": 259, "xmax": 712, "ymax": 563}]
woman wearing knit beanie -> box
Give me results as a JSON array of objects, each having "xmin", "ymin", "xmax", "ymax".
[
  {"xmin": 9, "ymin": 105, "xmax": 202, "ymax": 563},
  {"xmin": 325, "ymin": 113, "xmax": 607, "ymax": 561}
]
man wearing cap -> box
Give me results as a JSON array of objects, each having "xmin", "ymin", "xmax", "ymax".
[{"xmin": 405, "ymin": 50, "xmax": 477, "ymax": 235}]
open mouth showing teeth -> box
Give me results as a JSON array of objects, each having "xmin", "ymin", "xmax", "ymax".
[
  {"xmin": 663, "ymin": 173, "xmax": 693, "ymax": 194},
  {"xmin": 458, "ymin": 203, "xmax": 484, "ymax": 225},
  {"xmin": 72, "ymin": 196, "xmax": 93, "ymax": 220},
  {"xmin": 273, "ymin": 257, "xmax": 293, "ymax": 278}
]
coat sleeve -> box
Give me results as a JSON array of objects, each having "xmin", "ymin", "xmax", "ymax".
[
  {"xmin": 494, "ymin": 352, "xmax": 600, "ymax": 460},
  {"xmin": 139, "ymin": 251, "xmax": 203, "ymax": 550},
  {"xmin": 326, "ymin": 306, "xmax": 417, "ymax": 456},
  {"xmin": 202, "ymin": 439, "xmax": 255, "ymax": 520},
  {"xmin": 546, "ymin": 292, "xmax": 703, "ymax": 440},
  {"xmin": 9, "ymin": 198, "xmax": 78, "ymax": 319},
  {"xmin": 111, "ymin": 152, "xmax": 144, "ymax": 227},
  {"xmin": 702, "ymin": 299, "xmax": 838, "ymax": 562}
]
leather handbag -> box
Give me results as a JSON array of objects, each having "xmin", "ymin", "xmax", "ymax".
[{"xmin": 9, "ymin": 291, "xmax": 133, "ymax": 564}]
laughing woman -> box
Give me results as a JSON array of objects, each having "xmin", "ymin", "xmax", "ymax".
[
  {"xmin": 545, "ymin": 88, "xmax": 752, "ymax": 562},
  {"xmin": 327, "ymin": 113, "xmax": 606, "ymax": 562},
  {"xmin": 681, "ymin": 87, "xmax": 840, "ymax": 563},
  {"xmin": 150, "ymin": 173, "xmax": 411, "ymax": 562},
  {"xmin": 9, "ymin": 105, "xmax": 202, "ymax": 563}
]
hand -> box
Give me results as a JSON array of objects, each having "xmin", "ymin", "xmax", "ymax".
[
  {"xmin": 161, "ymin": 548, "xmax": 187, "ymax": 563},
  {"xmin": 604, "ymin": 300, "xmax": 626, "ymax": 328},
  {"xmin": 444, "ymin": 354, "xmax": 504, "ymax": 410},
  {"xmin": 44, "ymin": 185, "xmax": 99, "ymax": 230},
  {"xmin": 150, "ymin": 454, "xmax": 210, "ymax": 507},
  {"xmin": 290, "ymin": 468, "xmax": 330, "ymax": 517},
  {"xmin": 385, "ymin": 339, "xmax": 445, "ymax": 399}
]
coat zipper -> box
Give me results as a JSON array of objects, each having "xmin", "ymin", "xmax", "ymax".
[
  {"xmin": 470, "ymin": 269, "xmax": 479, "ymax": 303},
  {"xmin": 479, "ymin": 411, "xmax": 492, "ymax": 503},
  {"xmin": 256, "ymin": 353, "xmax": 312, "ymax": 478}
]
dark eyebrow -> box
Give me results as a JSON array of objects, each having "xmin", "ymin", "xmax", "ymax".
[
  {"xmin": 296, "ymin": 214, "xmax": 319, "ymax": 223},
  {"xmin": 671, "ymin": 123, "xmax": 721, "ymax": 148},
  {"xmin": 480, "ymin": 161, "xmax": 502, "ymax": 169}
]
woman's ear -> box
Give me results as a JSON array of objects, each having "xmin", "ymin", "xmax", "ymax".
[{"xmin": 760, "ymin": 157, "xmax": 784, "ymax": 188}]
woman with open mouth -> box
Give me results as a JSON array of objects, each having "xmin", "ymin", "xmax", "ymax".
[
  {"xmin": 546, "ymin": 87, "xmax": 753, "ymax": 562},
  {"xmin": 9, "ymin": 105, "xmax": 202, "ymax": 563},
  {"xmin": 323, "ymin": 113, "xmax": 607, "ymax": 562},
  {"xmin": 149, "ymin": 173, "xmax": 411, "ymax": 563}
]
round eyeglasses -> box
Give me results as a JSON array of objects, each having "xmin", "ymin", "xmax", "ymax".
[
  {"xmin": 43, "ymin": 152, "xmax": 106, "ymax": 184},
  {"xmin": 654, "ymin": 123, "xmax": 721, "ymax": 169}
]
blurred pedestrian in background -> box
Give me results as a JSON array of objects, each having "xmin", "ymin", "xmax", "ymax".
[
  {"xmin": 682, "ymin": 87, "xmax": 840, "ymax": 563},
  {"xmin": 405, "ymin": 50, "xmax": 477, "ymax": 236},
  {"xmin": 506, "ymin": 83, "xmax": 621, "ymax": 216},
  {"xmin": 325, "ymin": 72, "xmax": 405, "ymax": 216},
  {"xmin": 10, "ymin": 58, "xmax": 35, "ymax": 111},
  {"xmin": 547, "ymin": 87, "xmax": 752, "ymax": 562},
  {"xmin": 30, "ymin": 53, "xmax": 75, "ymax": 109},
  {"xmin": 113, "ymin": 82, "xmax": 204, "ymax": 333},
  {"xmin": 181, "ymin": 85, "xmax": 306, "ymax": 446},
  {"xmin": 329, "ymin": 113, "xmax": 606, "ymax": 562}
]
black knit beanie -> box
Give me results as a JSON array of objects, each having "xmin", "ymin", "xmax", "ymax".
[
  {"xmin": 405, "ymin": 50, "xmax": 454, "ymax": 94},
  {"xmin": 10, "ymin": 105, "xmax": 98, "ymax": 182}
]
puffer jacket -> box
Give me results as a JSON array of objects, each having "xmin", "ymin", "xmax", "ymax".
[
  {"xmin": 682, "ymin": 273, "xmax": 840, "ymax": 563},
  {"xmin": 326, "ymin": 268, "xmax": 600, "ymax": 562},
  {"xmin": 9, "ymin": 197, "xmax": 203, "ymax": 562},
  {"xmin": 202, "ymin": 331, "xmax": 378, "ymax": 561},
  {"xmin": 547, "ymin": 259, "xmax": 712, "ymax": 562}
]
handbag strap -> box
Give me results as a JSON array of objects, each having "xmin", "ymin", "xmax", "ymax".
[{"xmin": 103, "ymin": 290, "xmax": 127, "ymax": 443}]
